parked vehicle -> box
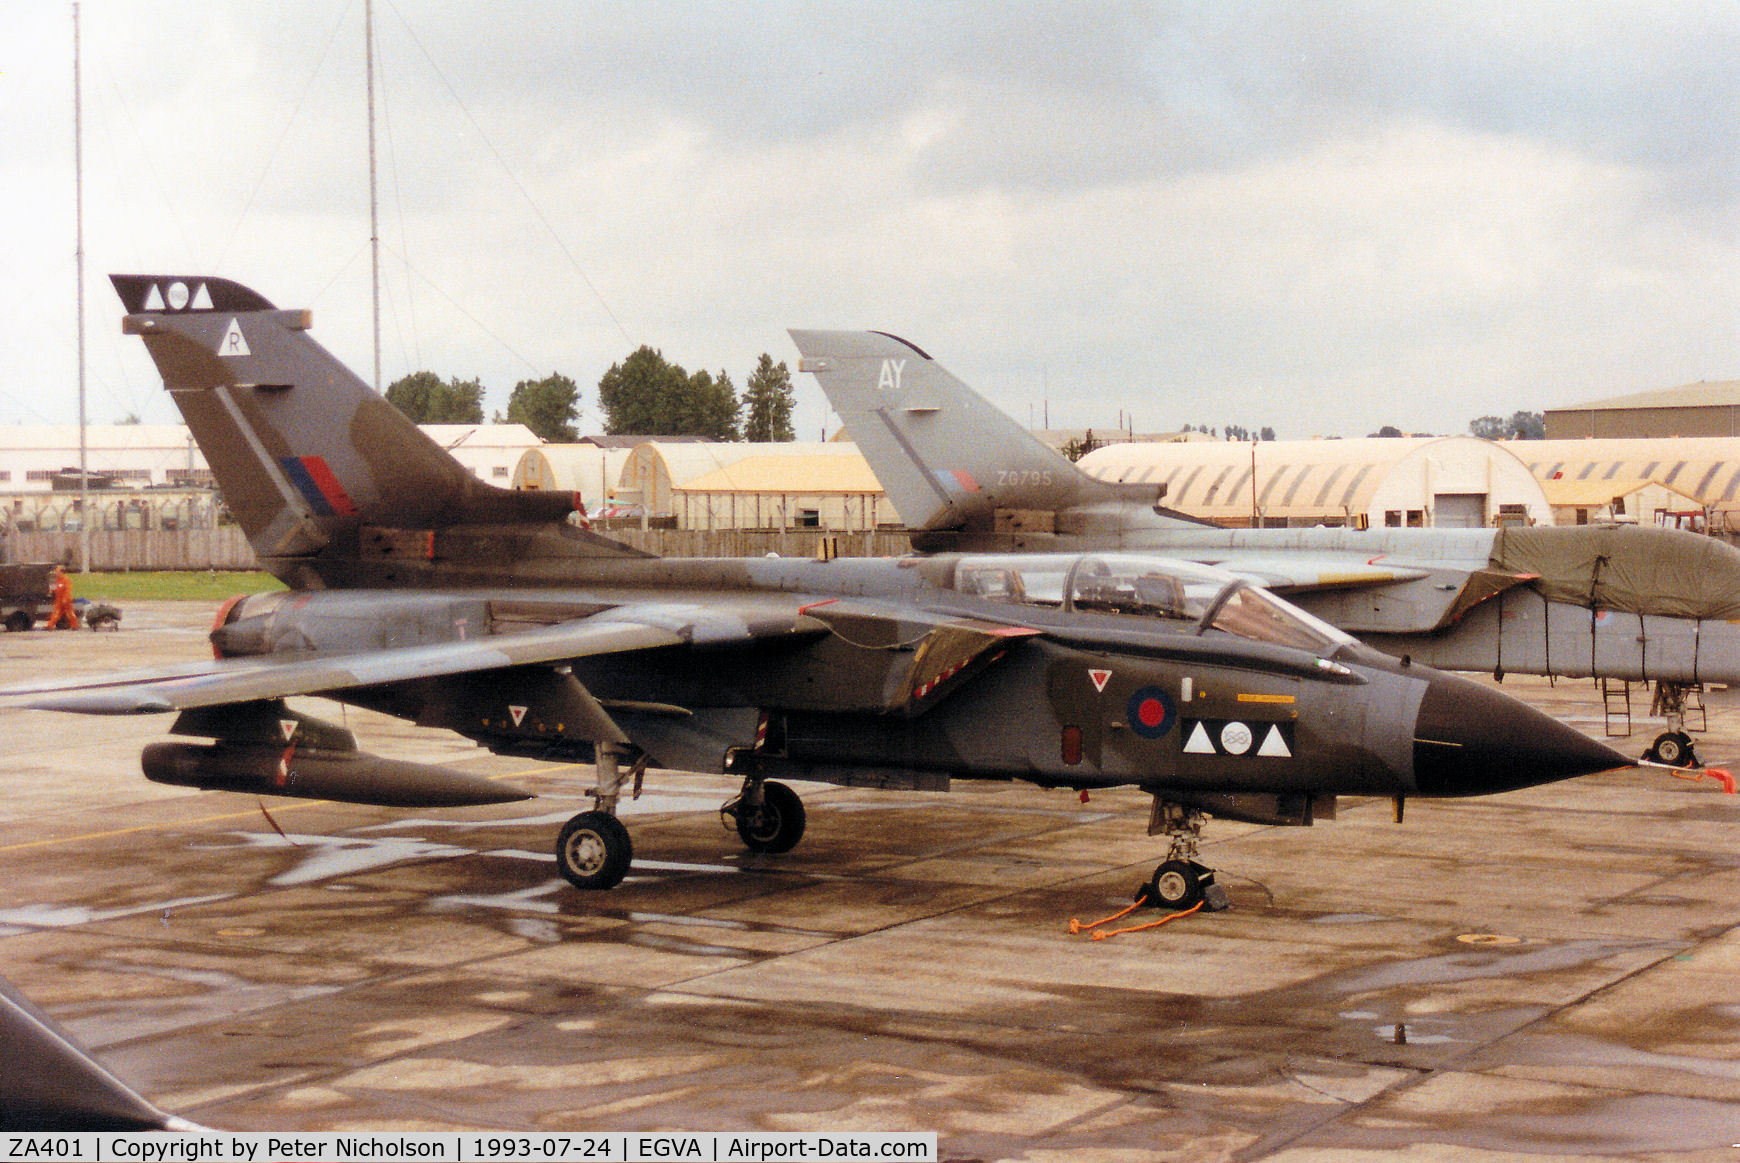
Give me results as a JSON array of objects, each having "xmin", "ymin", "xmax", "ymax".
[{"xmin": 0, "ymin": 563, "xmax": 54, "ymax": 632}]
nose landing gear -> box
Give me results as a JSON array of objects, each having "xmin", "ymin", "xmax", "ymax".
[{"xmin": 1140, "ymin": 800, "xmax": 1231, "ymax": 911}]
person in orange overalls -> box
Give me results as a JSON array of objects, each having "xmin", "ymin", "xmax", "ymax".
[{"xmin": 46, "ymin": 564, "xmax": 80, "ymax": 630}]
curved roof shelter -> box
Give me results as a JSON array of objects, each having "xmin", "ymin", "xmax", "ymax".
[
  {"xmin": 612, "ymin": 443, "xmax": 894, "ymax": 529},
  {"xmin": 511, "ymin": 444, "xmax": 631, "ymax": 509},
  {"xmin": 1078, "ymin": 436, "xmax": 1552, "ymax": 528},
  {"xmin": 1516, "ymin": 438, "xmax": 1740, "ymax": 513}
]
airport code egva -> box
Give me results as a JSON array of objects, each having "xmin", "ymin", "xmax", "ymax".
[{"xmin": 0, "ymin": 1136, "xmax": 938, "ymax": 1163}]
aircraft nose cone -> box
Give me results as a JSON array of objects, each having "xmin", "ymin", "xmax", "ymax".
[{"xmin": 1412, "ymin": 671, "xmax": 1631, "ymax": 796}]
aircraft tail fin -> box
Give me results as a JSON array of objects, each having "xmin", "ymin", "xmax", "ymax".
[
  {"xmin": 112, "ymin": 276, "xmax": 642, "ymax": 584},
  {"xmin": 791, "ymin": 330, "xmax": 1201, "ymax": 546}
]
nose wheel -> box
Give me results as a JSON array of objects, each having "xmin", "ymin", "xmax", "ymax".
[
  {"xmin": 1141, "ymin": 799, "xmax": 1232, "ymax": 911},
  {"xmin": 1645, "ymin": 730, "xmax": 1699, "ymax": 768},
  {"xmin": 1138, "ymin": 858, "xmax": 1216, "ymax": 910}
]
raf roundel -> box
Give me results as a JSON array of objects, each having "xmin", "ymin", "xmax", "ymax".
[{"xmin": 1126, "ymin": 686, "xmax": 1177, "ymax": 740}]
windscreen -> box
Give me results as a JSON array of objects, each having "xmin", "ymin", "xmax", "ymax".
[
  {"xmin": 951, "ymin": 553, "xmax": 1356, "ymax": 653},
  {"xmin": 1202, "ymin": 581, "xmax": 1354, "ymax": 654}
]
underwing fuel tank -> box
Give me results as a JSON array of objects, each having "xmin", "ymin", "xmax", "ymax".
[{"xmin": 140, "ymin": 741, "xmax": 532, "ymax": 808}]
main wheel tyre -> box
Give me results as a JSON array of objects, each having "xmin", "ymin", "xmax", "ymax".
[
  {"xmin": 735, "ymin": 780, "xmax": 806, "ymax": 854},
  {"xmin": 1648, "ymin": 731, "xmax": 1696, "ymax": 767},
  {"xmin": 1142, "ymin": 859, "xmax": 1205, "ymax": 910},
  {"xmin": 3, "ymin": 611, "xmax": 30, "ymax": 633},
  {"xmin": 555, "ymin": 811, "xmax": 633, "ymax": 890}
]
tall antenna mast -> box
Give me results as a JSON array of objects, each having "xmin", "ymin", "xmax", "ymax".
[
  {"xmin": 74, "ymin": 1, "xmax": 89, "ymax": 573},
  {"xmin": 365, "ymin": 0, "xmax": 381, "ymax": 393}
]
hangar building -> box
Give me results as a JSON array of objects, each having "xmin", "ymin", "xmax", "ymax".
[
  {"xmin": 1078, "ymin": 436, "xmax": 1553, "ymax": 529},
  {"xmin": 1514, "ymin": 438, "xmax": 1740, "ymax": 532},
  {"xmin": 608, "ymin": 442, "xmax": 894, "ymax": 530},
  {"xmin": 1545, "ymin": 381, "xmax": 1740, "ymax": 439},
  {"xmin": 511, "ymin": 444, "xmax": 633, "ymax": 513}
]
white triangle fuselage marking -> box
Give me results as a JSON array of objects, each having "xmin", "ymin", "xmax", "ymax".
[
  {"xmin": 1088, "ymin": 669, "xmax": 1112, "ymax": 693},
  {"xmin": 1258, "ymin": 725, "xmax": 1292, "ymax": 758},
  {"xmin": 508, "ymin": 705, "xmax": 528, "ymax": 727},
  {"xmin": 279, "ymin": 719, "xmax": 298, "ymax": 741},
  {"xmin": 1183, "ymin": 722, "xmax": 1215, "ymax": 754}
]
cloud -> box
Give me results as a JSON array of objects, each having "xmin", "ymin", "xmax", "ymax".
[{"xmin": 2, "ymin": 1, "xmax": 1736, "ymax": 441}]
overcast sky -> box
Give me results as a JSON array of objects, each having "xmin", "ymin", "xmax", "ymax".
[{"xmin": 3, "ymin": 1, "xmax": 1737, "ymax": 439}]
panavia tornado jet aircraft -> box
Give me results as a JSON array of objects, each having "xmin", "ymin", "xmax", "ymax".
[
  {"xmin": 793, "ymin": 330, "xmax": 1740, "ymax": 766},
  {"xmin": 0, "ymin": 277, "xmax": 1630, "ymax": 910}
]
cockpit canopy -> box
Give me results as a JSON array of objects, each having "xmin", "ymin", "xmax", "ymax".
[{"xmin": 950, "ymin": 553, "xmax": 1357, "ymax": 655}]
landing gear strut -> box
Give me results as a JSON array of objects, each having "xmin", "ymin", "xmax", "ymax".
[
  {"xmin": 722, "ymin": 778, "xmax": 806, "ymax": 854},
  {"xmin": 1645, "ymin": 682, "xmax": 1705, "ymax": 768},
  {"xmin": 555, "ymin": 743, "xmax": 641, "ymax": 890},
  {"xmin": 1139, "ymin": 800, "xmax": 1231, "ymax": 912}
]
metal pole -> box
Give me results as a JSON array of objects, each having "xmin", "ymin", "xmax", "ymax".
[
  {"xmin": 74, "ymin": 1, "xmax": 90, "ymax": 573},
  {"xmin": 365, "ymin": 0, "xmax": 381, "ymax": 393},
  {"xmin": 1249, "ymin": 440, "xmax": 1258, "ymax": 528}
]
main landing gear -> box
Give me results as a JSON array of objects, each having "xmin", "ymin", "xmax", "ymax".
[
  {"xmin": 555, "ymin": 743, "xmax": 642, "ymax": 890},
  {"xmin": 1138, "ymin": 800, "xmax": 1232, "ymax": 912},
  {"xmin": 721, "ymin": 778, "xmax": 806, "ymax": 854},
  {"xmin": 554, "ymin": 746, "xmax": 813, "ymax": 891}
]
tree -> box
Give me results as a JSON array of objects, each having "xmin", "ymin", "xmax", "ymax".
[
  {"xmin": 1370, "ymin": 425, "xmax": 1404, "ymax": 438},
  {"xmin": 1060, "ymin": 429, "xmax": 1105, "ymax": 462},
  {"xmin": 385, "ymin": 371, "xmax": 484, "ymax": 423},
  {"xmin": 504, "ymin": 373, "xmax": 580, "ymax": 442},
  {"xmin": 1509, "ymin": 410, "xmax": 1546, "ymax": 440},
  {"xmin": 683, "ymin": 369, "xmax": 742, "ymax": 441},
  {"xmin": 597, "ymin": 346, "xmax": 741, "ymax": 439},
  {"xmin": 1469, "ymin": 411, "xmax": 1545, "ymax": 440},
  {"xmin": 742, "ymin": 354, "xmax": 796, "ymax": 442}
]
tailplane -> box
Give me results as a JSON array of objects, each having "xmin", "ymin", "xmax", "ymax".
[
  {"xmin": 791, "ymin": 329, "xmax": 1205, "ymax": 549},
  {"xmin": 113, "ymin": 276, "xmax": 643, "ymax": 586}
]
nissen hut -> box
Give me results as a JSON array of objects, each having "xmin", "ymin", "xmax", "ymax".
[
  {"xmin": 1078, "ymin": 436, "xmax": 1552, "ymax": 529},
  {"xmin": 614, "ymin": 442, "xmax": 894, "ymax": 530}
]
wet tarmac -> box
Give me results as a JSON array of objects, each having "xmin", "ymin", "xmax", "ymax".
[{"xmin": 3, "ymin": 601, "xmax": 1740, "ymax": 1159}]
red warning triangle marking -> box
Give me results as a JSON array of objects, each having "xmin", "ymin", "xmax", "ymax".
[
  {"xmin": 1088, "ymin": 669, "xmax": 1112, "ymax": 693},
  {"xmin": 508, "ymin": 705, "xmax": 527, "ymax": 727}
]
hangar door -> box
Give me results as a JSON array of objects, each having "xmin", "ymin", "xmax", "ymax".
[{"xmin": 1433, "ymin": 493, "xmax": 1487, "ymax": 528}]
